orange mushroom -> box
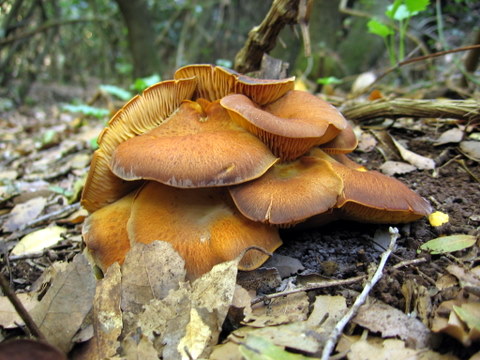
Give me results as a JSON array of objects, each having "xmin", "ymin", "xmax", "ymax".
[
  {"xmin": 81, "ymin": 78, "xmax": 197, "ymax": 212},
  {"xmin": 308, "ymin": 149, "xmax": 432, "ymax": 224},
  {"xmin": 174, "ymin": 64, "xmax": 295, "ymax": 105},
  {"xmin": 128, "ymin": 182, "xmax": 282, "ymax": 279},
  {"xmin": 229, "ymin": 156, "xmax": 343, "ymax": 226},
  {"xmin": 221, "ymin": 90, "xmax": 347, "ymax": 161},
  {"xmin": 82, "ymin": 192, "xmax": 134, "ymax": 271},
  {"xmin": 110, "ymin": 99, "xmax": 278, "ymax": 187}
]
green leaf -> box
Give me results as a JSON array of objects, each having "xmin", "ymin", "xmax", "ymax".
[
  {"xmin": 385, "ymin": 0, "xmax": 403, "ymax": 19},
  {"xmin": 316, "ymin": 76, "xmax": 342, "ymax": 85},
  {"xmin": 420, "ymin": 234, "xmax": 476, "ymax": 254},
  {"xmin": 453, "ymin": 304, "xmax": 480, "ymax": 331},
  {"xmin": 239, "ymin": 335, "xmax": 317, "ymax": 360},
  {"xmin": 131, "ymin": 74, "xmax": 161, "ymax": 93},
  {"xmin": 62, "ymin": 104, "xmax": 109, "ymax": 119},
  {"xmin": 387, "ymin": 3, "xmax": 410, "ymax": 20},
  {"xmin": 405, "ymin": 0, "xmax": 430, "ymax": 14},
  {"xmin": 99, "ymin": 84, "xmax": 132, "ymax": 101},
  {"xmin": 367, "ymin": 19, "xmax": 394, "ymax": 38}
]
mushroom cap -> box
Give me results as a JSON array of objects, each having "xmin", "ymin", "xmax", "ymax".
[
  {"xmin": 128, "ymin": 181, "xmax": 282, "ymax": 279},
  {"xmin": 221, "ymin": 90, "xmax": 347, "ymax": 161},
  {"xmin": 111, "ymin": 99, "xmax": 278, "ymax": 188},
  {"xmin": 82, "ymin": 191, "xmax": 134, "ymax": 272},
  {"xmin": 311, "ymin": 149, "xmax": 432, "ymax": 224},
  {"xmin": 81, "ymin": 78, "xmax": 197, "ymax": 212},
  {"xmin": 229, "ymin": 156, "xmax": 343, "ymax": 226},
  {"xmin": 174, "ymin": 64, "xmax": 295, "ymax": 105},
  {"xmin": 319, "ymin": 121, "xmax": 358, "ymax": 154}
]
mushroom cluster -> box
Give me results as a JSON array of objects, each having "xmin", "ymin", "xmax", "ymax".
[{"xmin": 81, "ymin": 64, "xmax": 432, "ymax": 279}]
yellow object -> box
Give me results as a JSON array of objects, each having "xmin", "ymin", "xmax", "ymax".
[{"xmin": 428, "ymin": 211, "xmax": 449, "ymax": 227}]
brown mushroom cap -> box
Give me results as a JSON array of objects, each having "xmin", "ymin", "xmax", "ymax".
[
  {"xmin": 221, "ymin": 90, "xmax": 347, "ymax": 161},
  {"xmin": 320, "ymin": 121, "xmax": 358, "ymax": 154},
  {"xmin": 310, "ymin": 149, "xmax": 432, "ymax": 224},
  {"xmin": 111, "ymin": 99, "xmax": 278, "ymax": 188},
  {"xmin": 82, "ymin": 191, "xmax": 134, "ymax": 272},
  {"xmin": 81, "ymin": 78, "xmax": 197, "ymax": 212},
  {"xmin": 174, "ymin": 64, "xmax": 295, "ymax": 105},
  {"xmin": 229, "ymin": 156, "xmax": 343, "ymax": 226},
  {"xmin": 128, "ymin": 181, "xmax": 282, "ymax": 279}
]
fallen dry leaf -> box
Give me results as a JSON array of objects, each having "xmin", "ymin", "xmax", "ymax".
[
  {"xmin": 435, "ymin": 127, "xmax": 464, "ymax": 146},
  {"xmin": 262, "ymin": 254, "xmax": 305, "ymax": 278},
  {"xmin": 380, "ymin": 160, "xmax": 417, "ymax": 176},
  {"xmin": 11, "ymin": 225, "xmax": 67, "ymax": 256},
  {"xmin": 2, "ymin": 196, "xmax": 47, "ymax": 232},
  {"xmin": 0, "ymin": 293, "xmax": 38, "ymax": 328},
  {"xmin": 30, "ymin": 253, "xmax": 96, "ymax": 353},
  {"xmin": 353, "ymin": 301, "xmax": 434, "ymax": 349},
  {"xmin": 392, "ymin": 137, "xmax": 435, "ymax": 170}
]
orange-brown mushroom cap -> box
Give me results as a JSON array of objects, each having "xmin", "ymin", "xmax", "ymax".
[
  {"xmin": 82, "ymin": 191, "xmax": 134, "ymax": 272},
  {"xmin": 111, "ymin": 99, "xmax": 278, "ymax": 188},
  {"xmin": 81, "ymin": 78, "xmax": 197, "ymax": 212},
  {"xmin": 221, "ymin": 90, "xmax": 347, "ymax": 161},
  {"xmin": 320, "ymin": 121, "xmax": 358, "ymax": 154},
  {"xmin": 229, "ymin": 156, "xmax": 344, "ymax": 226},
  {"xmin": 174, "ymin": 64, "xmax": 295, "ymax": 105},
  {"xmin": 310, "ymin": 149, "xmax": 432, "ymax": 224},
  {"xmin": 127, "ymin": 181, "xmax": 282, "ymax": 279}
]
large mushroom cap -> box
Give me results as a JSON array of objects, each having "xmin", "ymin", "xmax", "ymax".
[
  {"xmin": 310, "ymin": 150, "xmax": 432, "ymax": 224},
  {"xmin": 82, "ymin": 192, "xmax": 134, "ymax": 271},
  {"xmin": 128, "ymin": 182, "xmax": 282, "ymax": 279},
  {"xmin": 111, "ymin": 99, "xmax": 278, "ymax": 188},
  {"xmin": 81, "ymin": 78, "xmax": 197, "ymax": 212},
  {"xmin": 221, "ymin": 90, "xmax": 347, "ymax": 161},
  {"xmin": 229, "ymin": 156, "xmax": 343, "ymax": 226},
  {"xmin": 174, "ymin": 64, "xmax": 295, "ymax": 105}
]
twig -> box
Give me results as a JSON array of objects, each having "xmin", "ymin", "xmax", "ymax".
[
  {"xmin": 0, "ymin": 272, "xmax": 45, "ymax": 340},
  {"xmin": 251, "ymin": 275, "xmax": 366, "ymax": 306},
  {"xmin": 23, "ymin": 202, "xmax": 81, "ymax": 230},
  {"xmin": 341, "ymin": 98, "xmax": 480, "ymax": 124},
  {"xmin": 321, "ymin": 227, "xmax": 400, "ymax": 360},
  {"xmin": 234, "ymin": 0, "xmax": 301, "ymax": 73}
]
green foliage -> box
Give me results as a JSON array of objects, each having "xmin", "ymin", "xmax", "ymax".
[
  {"xmin": 316, "ymin": 76, "xmax": 342, "ymax": 85},
  {"xmin": 131, "ymin": 74, "xmax": 162, "ymax": 93},
  {"xmin": 367, "ymin": 0, "xmax": 430, "ymax": 65},
  {"xmin": 419, "ymin": 234, "xmax": 476, "ymax": 254},
  {"xmin": 99, "ymin": 84, "xmax": 132, "ymax": 101},
  {"xmin": 62, "ymin": 104, "xmax": 110, "ymax": 119}
]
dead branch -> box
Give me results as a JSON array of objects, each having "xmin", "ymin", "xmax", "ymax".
[
  {"xmin": 234, "ymin": 0, "xmax": 302, "ymax": 74},
  {"xmin": 341, "ymin": 98, "xmax": 480, "ymax": 124}
]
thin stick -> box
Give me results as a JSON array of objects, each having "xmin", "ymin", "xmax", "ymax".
[
  {"xmin": 0, "ymin": 272, "xmax": 46, "ymax": 340},
  {"xmin": 321, "ymin": 227, "xmax": 400, "ymax": 360},
  {"xmin": 251, "ymin": 275, "xmax": 366, "ymax": 306}
]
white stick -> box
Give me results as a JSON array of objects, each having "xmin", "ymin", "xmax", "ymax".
[{"xmin": 321, "ymin": 227, "xmax": 400, "ymax": 360}]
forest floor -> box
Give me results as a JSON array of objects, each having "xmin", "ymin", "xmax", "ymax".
[{"xmin": 0, "ymin": 82, "xmax": 479, "ymax": 359}]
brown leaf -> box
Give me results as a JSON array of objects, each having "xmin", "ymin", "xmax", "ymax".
[{"xmin": 30, "ymin": 254, "xmax": 96, "ymax": 353}]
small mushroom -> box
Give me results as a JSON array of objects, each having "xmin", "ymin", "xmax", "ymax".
[
  {"xmin": 229, "ymin": 156, "xmax": 343, "ymax": 226},
  {"xmin": 221, "ymin": 90, "xmax": 347, "ymax": 161},
  {"xmin": 82, "ymin": 192, "xmax": 134, "ymax": 272},
  {"xmin": 320, "ymin": 121, "xmax": 358, "ymax": 154},
  {"xmin": 82, "ymin": 78, "xmax": 197, "ymax": 212},
  {"xmin": 128, "ymin": 181, "xmax": 282, "ymax": 279},
  {"xmin": 111, "ymin": 99, "xmax": 278, "ymax": 188},
  {"xmin": 174, "ymin": 64, "xmax": 295, "ymax": 105}
]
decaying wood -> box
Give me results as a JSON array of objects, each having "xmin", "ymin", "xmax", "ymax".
[
  {"xmin": 341, "ymin": 98, "xmax": 480, "ymax": 124},
  {"xmin": 234, "ymin": 0, "xmax": 302, "ymax": 74}
]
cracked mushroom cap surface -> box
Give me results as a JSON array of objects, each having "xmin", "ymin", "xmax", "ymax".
[
  {"xmin": 229, "ymin": 156, "xmax": 344, "ymax": 226},
  {"xmin": 81, "ymin": 78, "xmax": 197, "ymax": 212},
  {"xmin": 110, "ymin": 99, "xmax": 278, "ymax": 188},
  {"xmin": 311, "ymin": 150, "xmax": 433, "ymax": 224},
  {"xmin": 174, "ymin": 64, "xmax": 295, "ymax": 105},
  {"xmin": 127, "ymin": 181, "xmax": 282, "ymax": 279},
  {"xmin": 221, "ymin": 90, "xmax": 347, "ymax": 161}
]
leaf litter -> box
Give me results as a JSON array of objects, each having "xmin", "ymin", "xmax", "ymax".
[{"xmin": 0, "ymin": 83, "xmax": 479, "ymax": 359}]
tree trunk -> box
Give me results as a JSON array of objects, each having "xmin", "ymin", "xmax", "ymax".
[{"xmin": 114, "ymin": 0, "xmax": 158, "ymax": 78}]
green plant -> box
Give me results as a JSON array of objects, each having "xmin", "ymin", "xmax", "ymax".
[{"xmin": 367, "ymin": 0, "xmax": 430, "ymax": 65}]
